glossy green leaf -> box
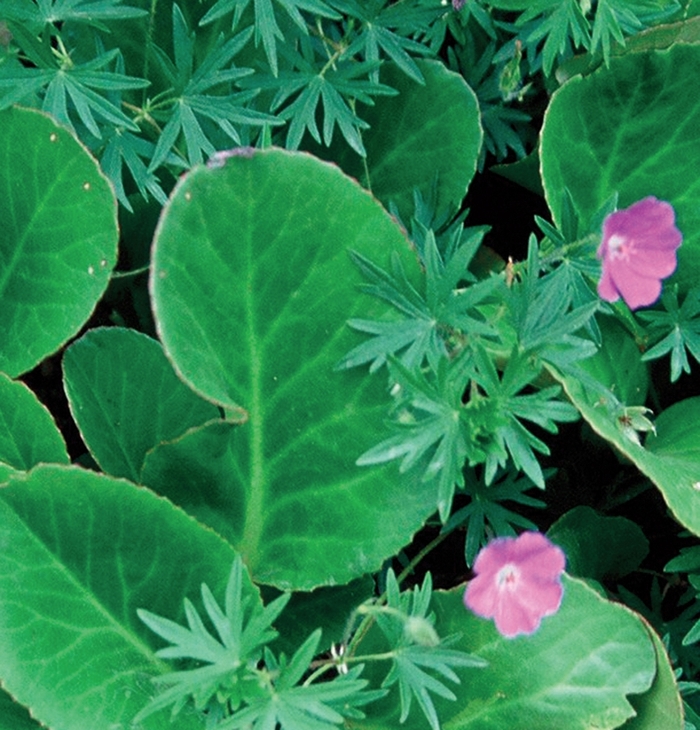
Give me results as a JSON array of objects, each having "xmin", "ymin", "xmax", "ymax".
[
  {"xmin": 349, "ymin": 577, "xmax": 655, "ymax": 729},
  {"xmin": 623, "ymin": 621, "xmax": 683, "ymax": 730},
  {"xmin": 63, "ymin": 327, "xmax": 219, "ymax": 481},
  {"xmin": 541, "ymin": 45, "xmax": 700, "ymax": 292},
  {"xmin": 548, "ymin": 505, "xmax": 649, "ymax": 581},
  {"xmin": 577, "ymin": 317, "xmax": 648, "ymax": 406},
  {"xmin": 0, "ymin": 372, "xmax": 68, "ymax": 469},
  {"xmin": 0, "ymin": 464, "xmax": 257, "ymax": 730},
  {"xmin": 0, "ymin": 690, "xmax": 40, "ymax": 730},
  {"xmin": 309, "ymin": 60, "xmax": 482, "ymax": 221},
  {"xmin": 0, "ymin": 107, "xmax": 118, "ymax": 376},
  {"xmin": 549, "ymin": 370, "xmax": 700, "ymax": 537},
  {"xmin": 150, "ymin": 148, "xmax": 438, "ymax": 589}
]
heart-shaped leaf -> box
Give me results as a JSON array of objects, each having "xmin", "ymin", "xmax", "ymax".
[{"xmin": 0, "ymin": 107, "xmax": 118, "ymax": 376}]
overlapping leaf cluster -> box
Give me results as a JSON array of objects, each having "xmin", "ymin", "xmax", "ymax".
[
  {"xmin": 137, "ymin": 558, "xmax": 483, "ymax": 730},
  {"xmin": 0, "ymin": 0, "xmax": 450, "ymax": 208},
  {"xmin": 340, "ymin": 204, "xmax": 597, "ymax": 522},
  {"xmin": 136, "ymin": 556, "xmax": 381, "ymax": 729}
]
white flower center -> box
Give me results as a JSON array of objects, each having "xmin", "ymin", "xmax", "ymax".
[
  {"xmin": 607, "ymin": 233, "xmax": 632, "ymax": 260},
  {"xmin": 496, "ymin": 563, "xmax": 520, "ymax": 590}
]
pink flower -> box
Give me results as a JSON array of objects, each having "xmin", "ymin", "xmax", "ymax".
[
  {"xmin": 597, "ymin": 196, "xmax": 682, "ymax": 310},
  {"xmin": 464, "ymin": 532, "xmax": 565, "ymax": 638}
]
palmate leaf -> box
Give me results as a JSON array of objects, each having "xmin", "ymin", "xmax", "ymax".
[
  {"xmin": 249, "ymin": 53, "xmax": 397, "ymax": 154},
  {"xmin": 333, "ymin": 0, "xmax": 437, "ymax": 83},
  {"xmin": 0, "ymin": 45, "xmax": 147, "ymax": 135},
  {"xmin": 135, "ymin": 556, "xmax": 290, "ymax": 722},
  {"xmin": 337, "ymin": 228, "xmax": 498, "ymax": 373},
  {"xmin": 199, "ymin": 0, "xmax": 340, "ymax": 76},
  {"xmin": 148, "ymin": 5, "xmax": 279, "ymax": 171},
  {"xmin": 590, "ymin": 0, "xmax": 681, "ymax": 65},
  {"xmin": 442, "ymin": 466, "xmax": 546, "ymax": 566},
  {"xmin": 218, "ymin": 632, "xmax": 380, "ymax": 730},
  {"xmin": 0, "ymin": 0, "xmax": 146, "ymax": 26},
  {"xmin": 374, "ymin": 571, "xmax": 486, "ymax": 730},
  {"xmin": 507, "ymin": 236, "xmax": 599, "ymax": 366},
  {"xmin": 356, "ymin": 355, "xmax": 473, "ymax": 521},
  {"xmin": 514, "ymin": 0, "xmax": 590, "ymax": 75},
  {"xmin": 100, "ymin": 128, "xmax": 169, "ymax": 208},
  {"xmin": 639, "ymin": 287, "xmax": 700, "ymax": 382},
  {"xmin": 469, "ymin": 345, "xmax": 579, "ymax": 487}
]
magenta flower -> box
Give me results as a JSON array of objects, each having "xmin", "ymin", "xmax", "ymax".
[
  {"xmin": 597, "ymin": 196, "xmax": 682, "ymax": 310},
  {"xmin": 464, "ymin": 532, "xmax": 565, "ymax": 638}
]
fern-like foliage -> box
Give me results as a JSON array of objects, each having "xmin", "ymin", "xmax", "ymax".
[{"xmin": 136, "ymin": 557, "xmax": 382, "ymax": 728}]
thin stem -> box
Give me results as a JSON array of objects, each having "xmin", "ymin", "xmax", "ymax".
[
  {"xmin": 396, "ymin": 527, "xmax": 453, "ymax": 586},
  {"xmin": 110, "ymin": 264, "xmax": 150, "ymax": 279}
]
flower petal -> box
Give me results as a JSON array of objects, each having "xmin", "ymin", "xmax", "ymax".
[
  {"xmin": 597, "ymin": 196, "xmax": 682, "ymax": 310},
  {"xmin": 464, "ymin": 532, "xmax": 566, "ymax": 638}
]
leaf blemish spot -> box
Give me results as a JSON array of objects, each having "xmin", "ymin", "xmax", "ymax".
[
  {"xmin": 185, "ymin": 191, "xmax": 192, "ymax": 201},
  {"xmin": 88, "ymin": 265, "xmax": 95, "ymax": 275},
  {"xmin": 693, "ymin": 482, "xmax": 700, "ymax": 491},
  {"xmin": 49, "ymin": 132, "xmax": 57, "ymax": 142}
]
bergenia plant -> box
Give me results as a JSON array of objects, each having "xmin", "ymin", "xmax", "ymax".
[{"xmin": 2, "ymin": 2, "xmax": 700, "ymax": 730}]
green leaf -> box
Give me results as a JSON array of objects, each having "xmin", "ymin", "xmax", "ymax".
[
  {"xmin": 541, "ymin": 45, "xmax": 700, "ymax": 294},
  {"xmin": 148, "ymin": 148, "xmax": 439, "ymax": 589},
  {"xmin": 622, "ymin": 622, "xmax": 684, "ymax": 730},
  {"xmin": 2, "ymin": 0, "xmax": 147, "ymax": 25},
  {"xmin": 200, "ymin": 0, "xmax": 340, "ymax": 76},
  {"xmin": 349, "ymin": 578, "xmax": 656, "ymax": 729},
  {"xmin": 147, "ymin": 6, "xmax": 277, "ymax": 172},
  {"xmin": 577, "ymin": 316, "xmax": 649, "ymax": 405},
  {"xmin": 0, "ymin": 107, "xmax": 117, "ymax": 377},
  {"xmin": 0, "ymin": 690, "xmax": 40, "ymax": 730},
  {"xmin": 63, "ymin": 327, "xmax": 220, "ymax": 482},
  {"xmin": 548, "ymin": 505, "xmax": 649, "ymax": 582},
  {"xmin": 0, "ymin": 372, "xmax": 68, "ymax": 469},
  {"xmin": 135, "ymin": 556, "xmax": 290, "ymax": 722},
  {"xmin": 548, "ymin": 370, "xmax": 700, "ymax": 538},
  {"xmin": 0, "ymin": 464, "xmax": 257, "ymax": 730},
  {"xmin": 310, "ymin": 59, "xmax": 482, "ymax": 222},
  {"xmin": 639, "ymin": 287, "xmax": 700, "ymax": 382}
]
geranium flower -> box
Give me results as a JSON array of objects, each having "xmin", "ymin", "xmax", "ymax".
[
  {"xmin": 597, "ymin": 196, "xmax": 682, "ymax": 310},
  {"xmin": 463, "ymin": 532, "xmax": 565, "ymax": 638}
]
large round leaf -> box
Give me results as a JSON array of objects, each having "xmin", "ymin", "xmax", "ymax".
[
  {"xmin": 150, "ymin": 149, "xmax": 437, "ymax": 589},
  {"xmin": 0, "ymin": 107, "xmax": 118, "ymax": 376},
  {"xmin": 306, "ymin": 60, "xmax": 482, "ymax": 222},
  {"xmin": 0, "ymin": 372, "xmax": 68, "ymax": 469},
  {"xmin": 349, "ymin": 577, "xmax": 656, "ymax": 729},
  {"xmin": 540, "ymin": 45, "xmax": 700, "ymax": 292},
  {"xmin": 0, "ymin": 464, "xmax": 256, "ymax": 730},
  {"xmin": 63, "ymin": 327, "xmax": 219, "ymax": 481}
]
